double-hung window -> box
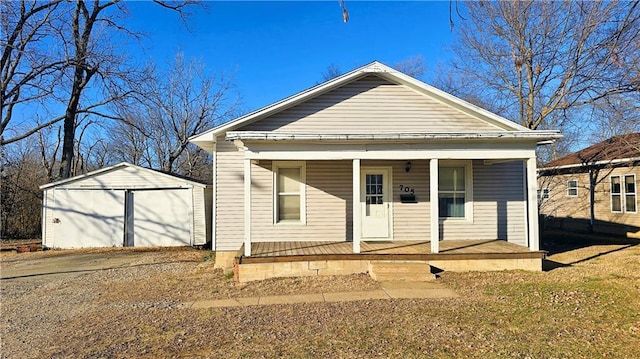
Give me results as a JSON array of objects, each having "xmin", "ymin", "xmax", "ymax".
[
  {"xmin": 274, "ymin": 161, "xmax": 306, "ymax": 223},
  {"xmin": 538, "ymin": 187, "xmax": 550, "ymax": 201},
  {"xmin": 438, "ymin": 161, "xmax": 472, "ymax": 219},
  {"xmin": 611, "ymin": 174, "xmax": 636, "ymax": 213},
  {"xmin": 567, "ymin": 180, "xmax": 578, "ymax": 197},
  {"xmin": 625, "ymin": 175, "xmax": 637, "ymax": 213}
]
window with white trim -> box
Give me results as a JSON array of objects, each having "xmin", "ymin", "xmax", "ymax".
[
  {"xmin": 612, "ymin": 174, "xmax": 637, "ymax": 213},
  {"xmin": 538, "ymin": 187, "xmax": 550, "ymax": 201},
  {"xmin": 611, "ymin": 176, "xmax": 622, "ymax": 212},
  {"xmin": 567, "ymin": 180, "xmax": 578, "ymax": 197},
  {"xmin": 438, "ymin": 161, "xmax": 473, "ymax": 219},
  {"xmin": 273, "ymin": 161, "xmax": 306, "ymax": 223},
  {"xmin": 625, "ymin": 174, "xmax": 636, "ymax": 213}
]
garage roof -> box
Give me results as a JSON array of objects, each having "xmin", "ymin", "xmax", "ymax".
[{"xmin": 40, "ymin": 162, "xmax": 209, "ymax": 190}]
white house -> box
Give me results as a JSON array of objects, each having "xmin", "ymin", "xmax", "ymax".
[{"xmin": 189, "ymin": 61, "xmax": 562, "ymax": 278}]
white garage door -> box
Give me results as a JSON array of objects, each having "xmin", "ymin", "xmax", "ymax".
[
  {"xmin": 53, "ymin": 189, "xmax": 125, "ymax": 248},
  {"xmin": 130, "ymin": 189, "xmax": 192, "ymax": 247}
]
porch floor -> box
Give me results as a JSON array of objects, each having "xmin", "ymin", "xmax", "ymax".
[{"xmin": 238, "ymin": 239, "xmax": 544, "ymax": 264}]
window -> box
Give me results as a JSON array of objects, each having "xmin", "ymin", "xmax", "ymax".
[
  {"xmin": 567, "ymin": 180, "xmax": 578, "ymax": 197},
  {"xmin": 538, "ymin": 187, "xmax": 550, "ymax": 201},
  {"xmin": 438, "ymin": 161, "xmax": 472, "ymax": 219},
  {"xmin": 625, "ymin": 175, "xmax": 636, "ymax": 213},
  {"xmin": 611, "ymin": 174, "xmax": 636, "ymax": 213},
  {"xmin": 274, "ymin": 162, "xmax": 306, "ymax": 223},
  {"xmin": 611, "ymin": 176, "xmax": 622, "ymax": 212}
]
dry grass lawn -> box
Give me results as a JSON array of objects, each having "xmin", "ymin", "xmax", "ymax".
[{"xmin": 1, "ymin": 231, "xmax": 639, "ymax": 358}]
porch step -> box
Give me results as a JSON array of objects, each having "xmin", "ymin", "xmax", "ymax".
[{"xmin": 368, "ymin": 262, "xmax": 437, "ymax": 282}]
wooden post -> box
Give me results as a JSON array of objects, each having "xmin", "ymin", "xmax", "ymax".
[
  {"xmin": 430, "ymin": 158, "xmax": 439, "ymax": 253},
  {"xmin": 211, "ymin": 147, "xmax": 217, "ymax": 251},
  {"xmin": 352, "ymin": 159, "xmax": 361, "ymax": 253},
  {"xmin": 244, "ymin": 158, "xmax": 252, "ymax": 257},
  {"xmin": 526, "ymin": 157, "xmax": 540, "ymax": 251}
]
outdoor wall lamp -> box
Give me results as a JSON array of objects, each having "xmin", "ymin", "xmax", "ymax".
[{"xmin": 405, "ymin": 161, "xmax": 412, "ymax": 172}]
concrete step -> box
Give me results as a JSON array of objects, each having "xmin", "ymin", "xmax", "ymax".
[{"xmin": 368, "ymin": 262, "xmax": 437, "ymax": 282}]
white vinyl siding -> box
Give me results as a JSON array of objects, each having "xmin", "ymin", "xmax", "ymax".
[
  {"xmin": 192, "ymin": 186, "xmax": 207, "ymax": 245},
  {"xmin": 252, "ymin": 160, "xmax": 352, "ymax": 242},
  {"xmin": 214, "ymin": 156, "xmax": 528, "ymax": 250},
  {"xmin": 53, "ymin": 165, "xmax": 194, "ymax": 189},
  {"xmin": 440, "ymin": 160, "xmax": 527, "ymax": 245},
  {"xmin": 214, "ymin": 138, "xmax": 246, "ymax": 251},
  {"xmin": 242, "ymin": 76, "xmax": 503, "ymax": 133}
]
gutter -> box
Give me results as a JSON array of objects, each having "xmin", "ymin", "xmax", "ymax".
[
  {"xmin": 538, "ymin": 157, "xmax": 640, "ymax": 172},
  {"xmin": 226, "ymin": 131, "xmax": 562, "ymax": 142}
]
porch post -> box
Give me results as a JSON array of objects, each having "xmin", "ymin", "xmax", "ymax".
[
  {"xmin": 243, "ymin": 158, "xmax": 252, "ymax": 257},
  {"xmin": 352, "ymin": 159, "xmax": 361, "ymax": 253},
  {"xmin": 430, "ymin": 158, "xmax": 439, "ymax": 253},
  {"xmin": 526, "ymin": 157, "xmax": 540, "ymax": 251},
  {"xmin": 211, "ymin": 147, "xmax": 217, "ymax": 252}
]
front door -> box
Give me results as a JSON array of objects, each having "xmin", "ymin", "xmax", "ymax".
[{"xmin": 361, "ymin": 167, "xmax": 391, "ymax": 239}]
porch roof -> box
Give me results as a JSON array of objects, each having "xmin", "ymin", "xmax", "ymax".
[{"xmin": 227, "ymin": 130, "xmax": 562, "ymax": 144}]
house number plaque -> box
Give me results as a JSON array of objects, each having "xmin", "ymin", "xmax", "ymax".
[{"xmin": 399, "ymin": 185, "xmax": 415, "ymax": 194}]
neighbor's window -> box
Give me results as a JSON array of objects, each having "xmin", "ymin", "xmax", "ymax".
[
  {"xmin": 624, "ymin": 174, "xmax": 637, "ymax": 213},
  {"xmin": 611, "ymin": 176, "xmax": 622, "ymax": 213},
  {"xmin": 274, "ymin": 162, "xmax": 306, "ymax": 223},
  {"xmin": 538, "ymin": 187, "xmax": 550, "ymax": 201},
  {"xmin": 567, "ymin": 180, "xmax": 578, "ymax": 197},
  {"xmin": 439, "ymin": 166, "xmax": 467, "ymax": 218}
]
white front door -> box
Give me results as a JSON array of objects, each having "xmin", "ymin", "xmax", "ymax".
[{"xmin": 361, "ymin": 167, "xmax": 391, "ymax": 239}]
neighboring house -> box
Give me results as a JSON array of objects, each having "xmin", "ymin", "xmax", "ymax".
[
  {"xmin": 41, "ymin": 162, "xmax": 212, "ymax": 249},
  {"xmin": 538, "ymin": 133, "xmax": 640, "ymax": 238},
  {"xmin": 189, "ymin": 61, "xmax": 561, "ymax": 269}
]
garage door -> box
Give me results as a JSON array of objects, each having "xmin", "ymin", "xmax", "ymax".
[
  {"xmin": 53, "ymin": 189, "xmax": 125, "ymax": 248},
  {"xmin": 128, "ymin": 189, "xmax": 192, "ymax": 247}
]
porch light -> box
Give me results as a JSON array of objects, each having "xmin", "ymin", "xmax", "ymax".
[{"xmin": 405, "ymin": 161, "xmax": 412, "ymax": 173}]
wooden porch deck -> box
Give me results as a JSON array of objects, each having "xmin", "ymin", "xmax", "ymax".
[{"xmin": 237, "ymin": 240, "xmax": 545, "ymax": 264}]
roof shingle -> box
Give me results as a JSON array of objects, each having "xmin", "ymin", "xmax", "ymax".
[{"xmin": 543, "ymin": 133, "xmax": 640, "ymax": 168}]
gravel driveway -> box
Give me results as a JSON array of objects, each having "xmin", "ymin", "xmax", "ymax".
[{"xmin": 0, "ymin": 248, "xmax": 381, "ymax": 358}]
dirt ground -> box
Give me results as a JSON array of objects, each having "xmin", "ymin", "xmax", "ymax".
[{"xmin": 1, "ymin": 232, "xmax": 639, "ymax": 358}]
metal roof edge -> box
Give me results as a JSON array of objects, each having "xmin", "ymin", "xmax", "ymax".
[
  {"xmin": 538, "ymin": 156, "xmax": 640, "ymax": 172},
  {"xmin": 40, "ymin": 162, "xmax": 208, "ymax": 190}
]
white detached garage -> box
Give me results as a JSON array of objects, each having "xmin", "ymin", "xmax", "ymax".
[{"xmin": 40, "ymin": 162, "xmax": 211, "ymax": 249}]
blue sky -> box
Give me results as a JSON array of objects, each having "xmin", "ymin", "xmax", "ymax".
[{"xmin": 124, "ymin": 1, "xmax": 456, "ymax": 112}]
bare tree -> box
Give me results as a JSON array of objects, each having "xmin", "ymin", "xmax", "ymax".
[
  {"xmin": 320, "ymin": 63, "xmax": 342, "ymax": 82},
  {"xmin": 109, "ymin": 53, "xmax": 239, "ymax": 178},
  {"xmin": 393, "ymin": 55, "xmax": 426, "ymax": 79},
  {"xmin": 449, "ymin": 1, "xmax": 640, "ymax": 133},
  {"xmin": 1, "ymin": 0, "xmax": 200, "ymax": 179},
  {"xmin": 0, "ymin": 138, "xmax": 48, "ymax": 238},
  {"xmin": 1, "ymin": 1, "xmax": 66, "ymax": 144}
]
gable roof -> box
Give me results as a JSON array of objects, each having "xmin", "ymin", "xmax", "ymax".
[
  {"xmin": 540, "ymin": 133, "xmax": 640, "ymax": 170},
  {"xmin": 190, "ymin": 61, "xmax": 560, "ymax": 150},
  {"xmin": 40, "ymin": 162, "xmax": 209, "ymax": 190}
]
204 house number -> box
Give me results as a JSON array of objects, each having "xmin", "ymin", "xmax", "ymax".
[{"xmin": 399, "ymin": 185, "xmax": 415, "ymax": 194}]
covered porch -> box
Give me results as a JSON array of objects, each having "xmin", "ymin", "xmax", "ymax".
[{"xmin": 232, "ymin": 132, "xmax": 546, "ymax": 259}]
